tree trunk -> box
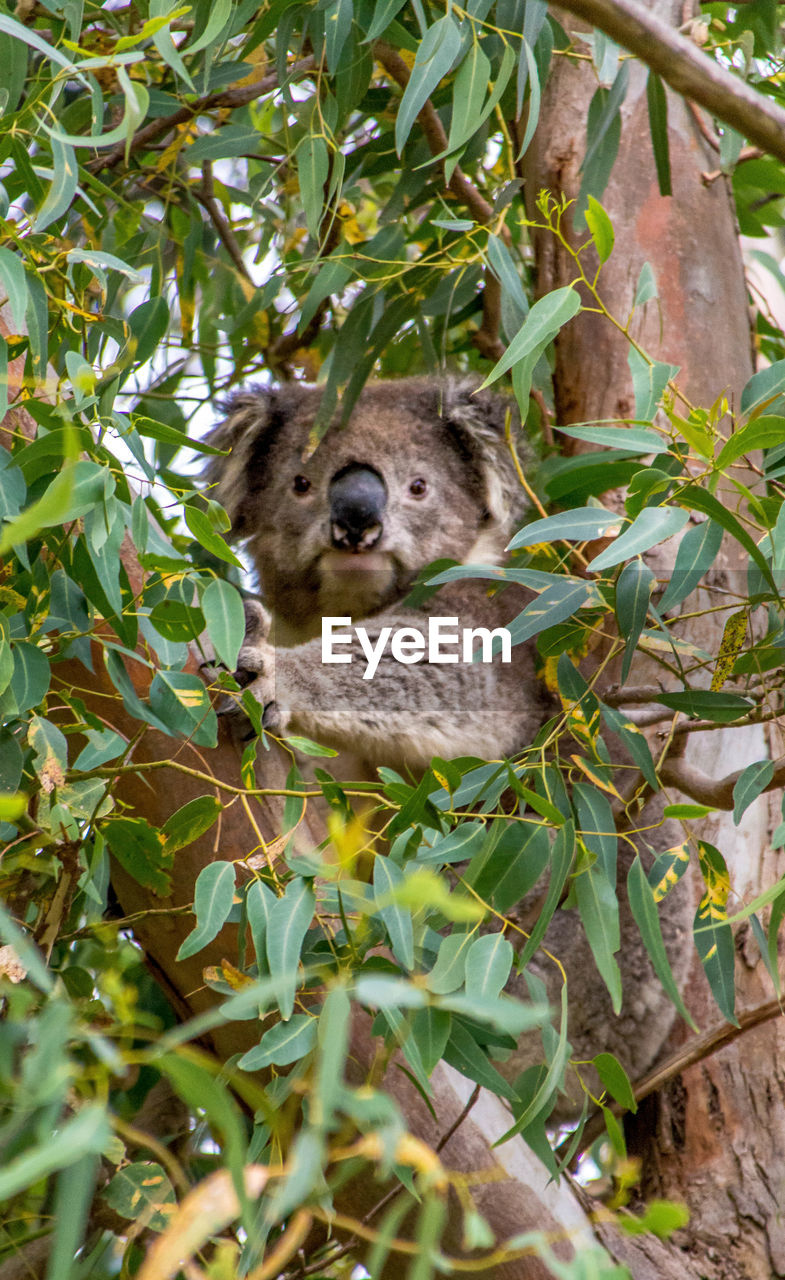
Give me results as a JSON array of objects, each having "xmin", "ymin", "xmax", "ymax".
[{"xmin": 526, "ymin": 6, "xmax": 785, "ymax": 1277}]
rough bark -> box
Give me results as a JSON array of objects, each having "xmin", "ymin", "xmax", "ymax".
[{"xmin": 525, "ymin": 6, "xmax": 785, "ymax": 1278}]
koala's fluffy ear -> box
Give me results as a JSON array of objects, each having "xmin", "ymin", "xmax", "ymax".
[
  {"xmin": 440, "ymin": 378, "xmax": 529, "ymax": 536},
  {"xmin": 203, "ymin": 385, "xmax": 310, "ymax": 538}
]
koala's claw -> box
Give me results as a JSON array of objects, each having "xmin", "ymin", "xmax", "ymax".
[{"xmin": 234, "ymin": 663, "xmax": 262, "ymax": 689}]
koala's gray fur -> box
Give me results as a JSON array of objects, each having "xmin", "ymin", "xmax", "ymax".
[
  {"xmin": 205, "ymin": 375, "xmax": 694, "ymax": 1109},
  {"xmin": 205, "ymin": 376, "xmax": 548, "ymax": 771}
]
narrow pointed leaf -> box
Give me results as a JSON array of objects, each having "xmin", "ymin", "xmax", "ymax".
[{"xmin": 627, "ymin": 854, "xmax": 696, "ymax": 1029}]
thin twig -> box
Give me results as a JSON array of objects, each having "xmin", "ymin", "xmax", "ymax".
[
  {"xmin": 557, "ymin": 995, "xmax": 785, "ymax": 1163},
  {"xmin": 194, "ymin": 160, "xmax": 255, "ymax": 285}
]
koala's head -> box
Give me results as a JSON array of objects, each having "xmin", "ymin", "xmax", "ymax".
[{"xmin": 205, "ymin": 377, "xmax": 527, "ymax": 635}]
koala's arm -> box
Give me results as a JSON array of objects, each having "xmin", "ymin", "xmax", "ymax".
[{"xmin": 237, "ymin": 591, "xmax": 545, "ymax": 770}]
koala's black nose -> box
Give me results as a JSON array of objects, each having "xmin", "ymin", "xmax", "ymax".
[{"xmin": 329, "ymin": 463, "xmax": 387, "ymax": 551}]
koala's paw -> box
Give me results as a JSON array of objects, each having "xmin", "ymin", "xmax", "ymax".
[{"xmin": 234, "ymin": 599, "xmax": 274, "ymax": 684}]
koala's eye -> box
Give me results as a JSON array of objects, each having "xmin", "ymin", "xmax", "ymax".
[
  {"xmin": 409, "ymin": 477, "xmax": 427, "ymax": 498},
  {"xmin": 292, "ymin": 474, "xmax": 311, "ymax": 495}
]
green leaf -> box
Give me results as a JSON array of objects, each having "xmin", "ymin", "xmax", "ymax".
[
  {"xmin": 297, "ymin": 134, "xmax": 329, "ymax": 239},
  {"xmin": 324, "ymin": 0, "xmax": 353, "ymax": 73},
  {"xmin": 202, "ymin": 577, "xmax": 245, "ymax": 672},
  {"xmin": 620, "ymin": 1199, "xmax": 690, "ymax": 1239},
  {"xmin": 593, "ymin": 1051, "xmax": 637, "ymax": 1112},
  {"xmin": 149, "ymin": 670, "xmax": 217, "ymax": 747},
  {"xmin": 355, "ymin": 974, "xmax": 427, "ymax": 1009},
  {"xmin": 237, "ymin": 1015, "xmax": 318, "ymax": 1070},
  {"xmin": 519, "ymin": 821, "xmax": 576, "ymax": 968},
  {"xmin": 646, "ymin": 71, "xmax": 671, "ymax": 196},
  {"xmin": 446, "ymin": 40, "xmax": 491, "ymax": 158},
  {"xmin": 0, "ymin": 246, "xmax": 28, "ymax": 329},
  {"xmin": 615, "ymin": 558, "xmax": 654, "ymax": 683},
  {"xmin": 0, "ymin": 1106, "xmax": 109, "ymax": 1202},
  {"xmin": 555, "ymin": 423, "xmax": 663, "ymax": 452},
  {"xmin": 585, "ymin": 194, "xmax": 614, "ymax": 263},
  {"xmin": 693, "ymin": 899, "xmax": 736, "ymax": 1025},
  {"xmin": 588, "ymin": 506, "xmax": 689, "ymax": 572},
  {"xmin": 184, "ymin": 504, "xmax": 243, "ymax": 568},
  {"xmin": 657, "ymin": 518, "xmax": 723, "ymax": 613},
  {"xmin": 408, "ymin": 1006, "xmax": 451, "ymax": 1076},
  {"xmin": 373, "ymin": 855, "xmax": 415, "ymax": 971},
  {"xmin": 497, "ymin": 982, "xmax": 571, "ymax": 1140},
  {"xmin": 732, "ymin": 760, "xmax": 774, "ymax": 825},
  {"xmin": 0, "ymin": 11, "xmax": 85, "ymax": 76},
  {"xmin": 104, "ymin": 1162, "xmax": 175, "ymax": 1232},
  {"xmin": 693, "ymin": 841, "xmax": 736, "ymax": 1024},
  {"xmin": 67, "ymin": 248, "xmax": 143, "ymax": 282},
  {"xmin": 284, "ymin": 735, "xmax": 338, "ymax": 757},
  {"xmin": 267, "ymin": 877, "xmax": 315, "ymax": 1019},
  {"xmin": 246, "ymin": 878, "xmax": 276, "ymax": 975},
  {"xmin": 506, "ymin": 580, "xmax": 591, "ymax": 646},
  {"xmin": 162, "ymin": 795, "xmax": 222, "ymax": 853},
  {"xmin": 574, "ymin": 782, "xmax": 616, "ymax": 882},
  {"xmin": 128, "ymin": 296, "xmax": 170, "ymax": 366},
  {"xmin": 627, "ymin": 348, "xmax": 680, "ymax": 421},
  {"xmin": 314, "ymin": 983, "xmax": 351, "ymax": 1125},
  {"xmin": 176, "ymin": 861, "xmax": 236, "ymax": 961},
  {"xmin": 601, "ymin": 704, "xmax": 658, "ymax": 790},
  {"xmin": 740, "ymin": 358, "xmax": 785, "ymax": 418},
  {"xmin": 418, "ymin": 820, "xmax": 486, "ymax": 864},
  {"xmin": 508, "ymin": 506, "xmax": 623, "ymax": 549},
  {"xmin": 184, "ymin": 0, "xmax": 232, "ymax": 53},
  {"xmin": 150, "ymin": 0, "xmax": 195, "ymax": 89},
  {"xmin": 674, "ymin": 485, "xmax": 776, "ymax": 589},
  {"xmin": 48, "ymin": 1155, "xmax": 98, "ymax": 1280},
  {"xmin": 479, "ymin": 286, "xmax": 581, "ymax": 390},
  {"xmin": 575, "ymin": 67, "xmax": 627, "ymax": 225},
  {"xmin": 34, "ymin": 134, "xmax": 78, "ymax": 233},
  {"xmin": 364, "ymin": 0, "xmax": 408, "ymax": 40},
  {"xmin": 573, "ymin": 856, "xmax": 622, "ymax": 1013},
  {"xmin": 28, "ymin": 714, "xmax": 67, "ymax": 788},
  {"xmin": 426, "ymin": 930, "xmax": 474, "ymax": 995},
  {"xmin": 395, "ymin": 15, "xmax": 462, "ymax": 155},
  {"xmin": 655, "ymin": 689, "xmax": 752, "ymax": 722},
  {"xmin": 467, "ymin": 820, "xmax": 550, "ymax": 914},
  {"xmin": 486, "ymin": 232, "xmax": 529, "ymax": 321},
  {"xmin": 716, "ymin": 416, "xmax": 785, "ymax": 469},
  {"xmin": 627, "ymin": 854, "xmax": 696, "ymax": 1029},
  {"xmin": 634, "ymin": 261, "xmax": 659, "ymax": 308},
  {"xmin": 10, "ymin": 642, "xmax": 50, "ymax": 713},
  {"xmin": 464, "ymin": 932, "xmax": 513, "ymax": 1002},
  {"xmin": 442, "ymin": 1020, "xmax": 518, "ymax": 1102},
  {"xmin": 24, "ymin": 271, "xmax": 49, "ymax": 384},
  {"xmin": 515, "ymin": 37, "xmax": 541, "ymax": 157},
  {"xmin": 47, "ymin": 68, "xmax": 149, "ymax": 149}
]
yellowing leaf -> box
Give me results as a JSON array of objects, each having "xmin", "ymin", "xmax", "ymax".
[{"xmin": 711, "ymin": 609, "xmax": 747, "ymax": 691}]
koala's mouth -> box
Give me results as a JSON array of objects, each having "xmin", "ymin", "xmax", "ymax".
[
  {"xmin": 319, "ymin": 549, "xmax": 393, "ymax": 573},
  {"xmin": 316, "ymin": 549, "xmax": 401, "ymax": 617}
]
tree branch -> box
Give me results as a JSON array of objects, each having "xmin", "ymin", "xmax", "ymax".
[
  {"xmin": 558, "ymin": 995, "xmax": 785, "ymax": 1163},
  {"xmin": 659, "ymin": 751, "xmax": 785, "ymax": 808},
  {"xmin": 552, "ymin": 0, "xmax": 785, "ymax": 166},
  {"xmin": 194, "ymin": 160, "xmax": 255, "ymax": 286},
  {"xmin": 88, "ymin": 57, "xmax": 316, "ymax": 175}
]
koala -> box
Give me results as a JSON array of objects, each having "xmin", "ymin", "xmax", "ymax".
[
  {"xmin": 204, "ymin": 375, "xmax": 694, "ymax": 1109},
  {"xmin": 205, "ymin": 376, "xmax": 549, "ymax": 772}
]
